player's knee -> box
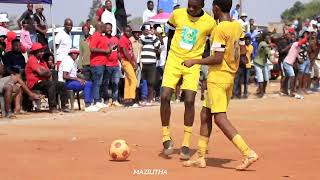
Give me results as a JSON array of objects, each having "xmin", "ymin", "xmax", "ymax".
[
  {"xmin": 160, "ymin": 93, "xmax": 171, "ymax": 103},
  {"xmin": 184, "ymin": 98, "xmax": 195, "ymax": 108}
]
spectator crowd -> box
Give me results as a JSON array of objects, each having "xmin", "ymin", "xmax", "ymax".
[{"xmin": 0, "ymin": 1, "xmax": 320, "ymax": 119}]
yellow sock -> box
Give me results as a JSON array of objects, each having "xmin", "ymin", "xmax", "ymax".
[
  {"xmin": 197, "ymin": 136, "xmax": 209, "ymax": 158},
  {"xmin": 162, "ymin": 126, "xmax": 171, "ymax": 142},
  {"xmin": 232, "ymin": 134, "xmax": 251, "ymax": 156},
  {"xmin": 182, "ymin": 126, "xmax": 193, "ymax": 147}
]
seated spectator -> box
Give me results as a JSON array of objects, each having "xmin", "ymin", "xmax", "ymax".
[
  {"xmin": 3, "ymin": 39, "xmax": 26, "ymax": 76},
  {"xmin": 58, "ymin": 48, "xmax": 98, "ymax": 112},
  {"xmin": 43, "ymin": 52, "xmax": 55, "ymax": 70},
  {"xmin": 25, "ymin": 43, "xmax": 69, "ymax": 113},
  {"xmin": 0, "ymin": 62, "xmax": 40, "ymax": 118}
]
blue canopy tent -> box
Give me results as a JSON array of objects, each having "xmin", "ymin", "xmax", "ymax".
[{"xmin": 0, "ymin": 0, "xmax": 57, "ymax": 61}]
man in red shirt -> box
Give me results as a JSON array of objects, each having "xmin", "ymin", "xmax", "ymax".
[
  {"xmin": 90, "ymin": 22, "xmax": 113, "ymax": 109},
  {"xmin": 103, "ymin": 23, "xmax": 122, "ymax": 107},
  {"xmin": 119, "ymin": 25, "xmax": 138, "ymax": 107},
  {"xmin": 25, "ymin": 43, "xmax": 69, "ymax": 113}
]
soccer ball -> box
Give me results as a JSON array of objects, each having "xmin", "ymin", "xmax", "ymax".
[{"xmin": 109, "ymin": 139, "xmax": 130, "ymax": 161}]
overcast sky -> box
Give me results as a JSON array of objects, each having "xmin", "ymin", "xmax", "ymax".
[{"xmin": 0, "ymin": 0, "xmax": 311, "ymax": 26}]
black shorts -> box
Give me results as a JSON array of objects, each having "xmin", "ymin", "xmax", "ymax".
[{"xmin": 141, "ymin": 63, "xmax": 156, "ymax": 86}]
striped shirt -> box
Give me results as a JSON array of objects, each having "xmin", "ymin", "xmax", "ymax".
[{"xmin": 140, "ymin": 34, "xmax": 160, "ymax": 64}]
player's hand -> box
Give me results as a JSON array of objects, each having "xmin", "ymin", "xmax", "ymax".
[{"xmin": 183, "ymin": 60, "xmax": 195, "ymax": 68}]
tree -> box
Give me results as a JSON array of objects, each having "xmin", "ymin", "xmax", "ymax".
[
  {"xmin": 281, "ymin": 0, "xmax": 320, "ymax": 21},
  {"xmin": 88, "ymin": 0, "xmax": 101, "ymax": 20}
]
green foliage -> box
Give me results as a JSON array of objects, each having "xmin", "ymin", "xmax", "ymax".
[
  {"xmin": 281, "ymin": 0, "xmax": 320, "ymax": 21},
  {"xmin": 88, "ymin": 0, "xmax": 101, "ymax": 20}
]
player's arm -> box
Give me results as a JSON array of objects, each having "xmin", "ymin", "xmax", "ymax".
[{"xmin": 166, "ymin": 10, "xmax": 177, "ymax": 54}]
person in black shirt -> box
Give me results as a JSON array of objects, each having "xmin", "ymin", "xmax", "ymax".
[
  {"xmin": 17, "ymin": 3, "xmax": 37, "ymax": 43},
  {"xmin": 3, "ymin": 39, "xmax": 26, "ymax": 76},
  {"xmin": 33, "ymin": 4, "xmax": 48, "ymax": 50}
]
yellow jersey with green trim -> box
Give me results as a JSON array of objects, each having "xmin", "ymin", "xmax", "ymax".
[
  {"xmin": 167, "ymin": 8, "xmax": 216, "ymax": 60},
  {"xmin": 208, "ymin": 21, "xmax": 245, "ymax": 83}
]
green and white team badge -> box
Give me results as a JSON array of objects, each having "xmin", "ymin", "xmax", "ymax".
[{"xmin": 180, "ymin": 26, "xmax": 198, "ymax": 51}]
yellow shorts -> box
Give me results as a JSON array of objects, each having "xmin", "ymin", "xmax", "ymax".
[
  {"xmin": 162, "ymin": 52, "xmax": 200, "ymax": 92},
  {"xmin": 203, "ymin": 83, "xmax": 233, "ymax": 113}
]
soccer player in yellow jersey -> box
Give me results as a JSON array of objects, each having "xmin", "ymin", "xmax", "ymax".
[
  {"xmin": 182, "ymin": 0, "xmax": 259, "ymax": 170},
  {"xmin": 160, "ymin": 0, "xmax": 216, "ymax": 160}
]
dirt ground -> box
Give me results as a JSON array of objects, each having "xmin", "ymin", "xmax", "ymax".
[{"xmin": 0, "ymin": 81, "xmax": 319, "ymax": 180}]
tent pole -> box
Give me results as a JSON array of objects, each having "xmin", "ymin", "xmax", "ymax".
[{"xmin": 50, "ymin": 4, "xmax": 57, "ymax": 64}]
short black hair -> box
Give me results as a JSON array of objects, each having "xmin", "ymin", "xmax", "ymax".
[
  {"xmin": 105, "ymin": 22, "xmax": 113, "ymax": 27},
  {"xmin": 43, "ymin": 52, "xmax": 54, "ymax": 62},
  {"xmin": 0, "ymin": 41, "xmax": 6, "ymax": 49},
  {"xmin": 147, "ymin": 1, "xmax": 153, "ymax": 5},
  {"xmin": 12, "ymin": 39, "xmax": 20, "ymax": 46},
  {"xmin": 213, "ymin": 0, "xmax": 232, "ymax": 13}
]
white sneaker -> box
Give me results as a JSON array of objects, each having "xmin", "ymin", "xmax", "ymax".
[
  {"xmin": 106, "ymin": 102, "xmax": 113, "ymax": 108},
  {"xmin": 95, "ymin": 102, "xmax": 107, "ymax": 109},
  {"xmin": 131, "ymin": 103, "xmax": 140, "ymax": 108},
  {"xmin": 112, "ymin": 101, "xmax": 123, "ymax": 107},
  {"xmin": 85, "ymin": 105, "xmax": 100, "ymax": 112}
]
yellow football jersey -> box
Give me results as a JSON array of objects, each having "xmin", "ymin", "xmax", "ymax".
[
  {"xmin": 167, "ymin": 8, "xmax": 216, "ymax": 60},
  {"xmin": 208, "ymin": 21, "xmax": 245, "ymax": 83},
  {"xmin": 246, "ymin": 44, "xmax": 254, "ymax": 69}
]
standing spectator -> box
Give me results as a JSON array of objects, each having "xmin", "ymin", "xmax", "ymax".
[
  {"xmin": 277, "ymin": 35, "xmax": 293, "ymax": 95},
  {"xmin": 33, "ymin": 4, "xmax": 48, "ymax": 50},
  {"xmin": 55, "ymin": 18, "xmax": 73, "ymax": 69},
  {"xmin": 3, "ymin": 39, "xmax": 26, "ymax": 76},
  {"xmin": 95, "ymin": 1, "xmax": 106, "ymax": 22},
  {"xmin": 119, "ymin": 25, "xmax": 138, "ymax": 107},
  {"xmin": 58, "ymin": 48, "xmax": 98, "ymax": 112},
  {"xmin": 253, "ymin": 33, "xmax": 273, "ymax": 98},
  {"xmin": 20, "ymin": 20, "xmax": 33, "ymax": 51},
  {"xmin": 101, "ymin": 0, "xmax": 117, "ymax": 36},
  {"xmin": 244, "ymin": 35, "xmax": 254, "ymax": 98},
  {"xmin": 0, "ymin": 13, "xmax": 10, "ymax": 36},
  {"xmin": 297, "ymin": 31, "xmax": 311, "ymax": 94},
  {"xmin": 230, "ymin": 4, "xmax": 240, "ymax": 20},
  {"xmin": 17, "ymin": 4, "xmax": 37, "ymax": 43},
  {"xmin": 143, "ymin": 1, "xmax": 156, "ymax": 23},
  {"xmin": 89, "ymin": 22, "xmax": 112, "ymax": 109},
  {"xmin": 283, "ymin": 35, "xmax": 308, "ymax": 99},
  {"xmin": 233, "ymin": 35, "xmax": 251, "ymax": 99},
  {"xmin": 103, "ymin": 23, "xmax": 122, "ymax": 107},
  {"xmin": 140, "ymin": 24, "xmax": 160, "ymax": 105},
  {"xmin": 25, "ymin": 43, "xmax": 69, "ymax": 113},
  {"xmin": 115, "ymin": 0, "xmax": 131, "ymax": 31},
  {"xmin": 130, "ymin": 25, "xmax": 143, "ymax": 104},
  {"xmin": 238, "ymin": 13, "xmax": 249, "ymax": 32},
  {"xmin": 79, "ymin": 24, "xmax": 92, "ymax": 81},
  {"xmin": 155, "ymin": 26, "xmax": 168, "ymax": 101}
]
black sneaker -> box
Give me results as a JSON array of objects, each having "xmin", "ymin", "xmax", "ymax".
[
  {"xmin": 163, "ymin": 140, "xmax": 174, "ymax": 156},
  {"xmin": 49, "ymin": 108, "xmax": 59, "ymax": 114},
  {"xmin": 180, "ymin": 146, "xmax": 190, "ymax": 160}
]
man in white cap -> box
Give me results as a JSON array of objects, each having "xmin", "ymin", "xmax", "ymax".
[
  {"xmin": 58, "ymin": 48, "xmax": 99, "ymax": 112},
  {"xmin": 0, "ymin": 13, "xmax": 10, "ymax": 36},
  {"xmin": 33, "ymin": 4, "xmax": 48, "ymax": 48},
  {"xmin": 238, "ymin": 13, "xmax": 249, "ymax": 32}
]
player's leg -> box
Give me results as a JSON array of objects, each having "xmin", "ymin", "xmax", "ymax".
[
  {"xmin": 160, "ymin": 53, "xmax": 182, "ymax": 155},
  {"xmin": 180, "ymin": 89, "xmax": 196, "ymax": 160},
  {"xmin": 179, "ymin": 65, "xmax": 201, "ymax": 160},
  {"xmin": 183, "ymin": 107, "xmax": 212, "ymax": 168}
]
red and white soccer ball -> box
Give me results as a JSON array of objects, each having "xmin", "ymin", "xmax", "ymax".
[{"xmin": 109, "ymin": 139, "xmax": 130, "ymax": 161}]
